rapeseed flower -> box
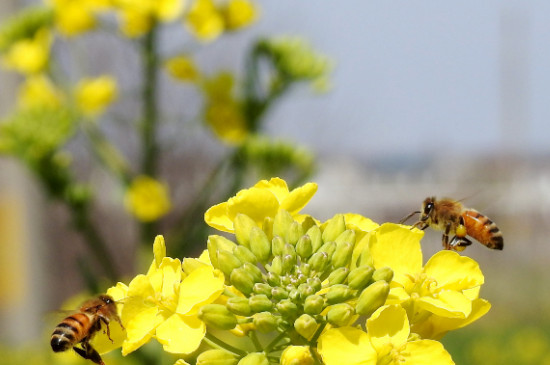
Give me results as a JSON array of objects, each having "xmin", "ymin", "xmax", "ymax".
[
  {"xmin": 18, "ymin": 75, "xmax": 63, "ymax": 109},
  {"xmin": 124, "ymin": 176, "xmax": 171, "ymax": 222},
  {"xmin": 164, "ymin": 55, "xmax": 199, "ymax": 82},
  {"xmin": 1, "ymin": 27, "xmax": 51, "ymax": 74},
  {"xmin": 115, "ymin": 0, "xmax": 183, "ymax": 37},
  {"xmin": 49, "ymin": 0, "xmax": 112, "ymax": 36},
  {"xmin": 75, "ymin": 75, "xmax": 118, "ymax": 116},
  {"xmin": 204, "ymin": 177, "xmax": 317, "ymax": 233}
]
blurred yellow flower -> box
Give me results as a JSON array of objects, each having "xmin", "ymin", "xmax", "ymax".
[
  {"xmin": 51, "ymin": 1, "xmax": 95, "ymax": 36},
  {"xmin": 222, "ymin": 0, "xmax": 257, "ymax": 31},
  {"xmin": 75, "ymin": 75, "xmax": 118, "ymax": 116},
  {"xmin": 185, "ymin": 0, "xmax": 224, "ymax": 41},
  {"xmin": 115, "ymin": 0, "xmax": 183, "ymax": 37},
  {"xmin": 124, "ymin": 176, "xmax": 171, "ymax": 222},
  {"xmin": 105, "ymin": 236, "xmax": 226, "ymax": 355},
  {"xmin": 18, "ymin": 75, "xmax": 63, "ymax": 109},
  {"xmin": 280, "ymin": 346, "xmax": 314, "ymax": 365},
  {"xmin": 164, "ymin": 55, "xmax": 199, "ymax": 82},
  {"xmin": 1, "ymin": 28, "xmax": 51, "ymax": 74},
  {"xmin": 318, "ymin": 305, "xmax": 454, "ymax": 365},
  {"xmin": 204, "ymin": 177, "xmax": 317, "ymax": 233}
]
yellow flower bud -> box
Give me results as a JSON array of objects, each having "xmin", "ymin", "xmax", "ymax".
[
  {"xmin": 286, "ymin": 221, "xmax": 303, "ymax": 245},
  {"xmin": 267, "ymin": 255, "xmax": 283, "ymax": 276},
  {"xmin": 199, "ymin": 304, "xmax": 238, "ymax": 330},
  {"xmin": 233, "ymin": 245, "xmax": 258, "ymax": 265},
  {"xmin": 296, "ymin": 235, "xmax": 313, "ymax": 259},
  {"xmin": 237, "ymin": 352, "xmax": 269, "ymax": 365},
  {"xmin": 252, "ymin": 312, "xmax": 278, "ymax": 333},
  {"xmin": 356, "ymin": 280, "xmax": 390, "ymax": 317},
  {"xmin": 234, "ymin": 213, "xmax": 256, "ymax": 248},
  {"xmin": 305, "ymin": 225, "xmax": 322, "ymax": 253},
  {"xmin": 230, "ymin": 267, "xmax": 255, "ymax": 295},
  {"xmin": 273, "ymin": 210, "xmax": 294, "ymax": 239},
  {"xmin": 326, "ymin": 303, "xmax": 354, "ymax": 326},
  {"xmin": 242, "ymin": 262, "xmax": 263, "ymax": 282},
  {"xmin": 294, "ymin": 314, "xmax": 317, "ymax": 340},
  {"xmin": 249, "ymin": 294, "xmax": 273, "ymax": 313},
  {"xmin": 372, "ymin": 266, "xmax": 394, "ymax": 283},
  {"xmin": 308, "ymin": 252, "xmax": 328, "ymax": 272},
  {"xmin": 227, "ymin": 297, "xmax": 251, "ymax": 316},
  {"xmin": 271, "ymin": 287, "xmax": 288, "ymax": 301},
  {"xmin": 304, "ymin": 295, "xmax": 325, "ymax": 315},
  {"xmin": 331, "ymin": 241, "xmax": 353, "ymax": 268},
  {"xmin": 197, "ymin": 349, "xmax": 238, "ymax": 365},
  {"xmin": 271, "ymin": 236, "xmax": 285, "ymax": 256},
  {"xmin": 249, "ymin": 226, "xmax": 271, "ymax": 262},
  {"xmin": 276, "ymin": 299, "xmax": 298, "ymax": 318},
  {"xmin": 280, "ymin": 346, "xmax": 314, "ymax": 365},
  {"xmin": 326, "ymin": 284, "xmax": 354, "ymax": 305},
  {"xmin": 334, "ymin": 229, "xmax": 356, "ymax": 246},
  {"xmin": 322, "ymin": 214, "xmax": 346, "ymax": 243},
  {"xmin": 207, "ymin": 235, "xmax": 237, "ymax": 270},
  {"xmin": 317, "ymin": 241, "xmax": 336, "ymax": 259},
  {"xmin": 217, "ymin": 250, "xmax": 242, "ymax": 278},
  {"xmin": 328, "ymin": 267, "xmax": 349, "ymax": 286},
  {"xmin": 252, "ymin": 283, "xmax": 272, "ymax": 297},
  {"xmin": 347, "ymin": 265, "xmax": 374, "ymax": 290}
]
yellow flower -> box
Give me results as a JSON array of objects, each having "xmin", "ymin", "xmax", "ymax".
[
  {"xmin": 280, "ymin": 346, "xmax": 314, "ymax": 365},
  {"xmin": 51, "ymin": 1, "xmax": 95, "ymax": 36},
  {"xmin": 18, "ymin": 75, "xmax": 63, "ymax": 109},
  {"xmin": 75, "ymin": 75, "xmax": 118, "ymax": 116},
  {"xmin": 368, "ymin": 223, "xmax": 490, "ymax": 338},
  {"xmin": 124, "ymin": 176, "xmax": 171, "ymax": 222},
  {"xmin": 165, "ymin": 55, "xmax": 199, "ymax": 82},
  {"xmin": 318, "ymin": 305, "xmax": 455, "ymax": 365},
  {"xmin": 222, "ymin": 0, "xmax": 258, "ymax": 31},
  {"xmin": 106, "ymin": 236, "xmax": 225, "ymax": 355},
  {"xmin": 185, "ymin": 0, "xmax": 224, "ymax": 41},
  {"xmin": 2, "ymin": 28, "xmax": 51, "ymax": 74},
  {"xmin": 115, "ymin": 0, "xmax": 183, "ymax": 37},
  {"xmin": 204, "ymin": 177, "xmax": 317, "ymax": 233}
]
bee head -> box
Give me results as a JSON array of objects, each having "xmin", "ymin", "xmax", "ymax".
[{"xmin": 421, "ymin": 196, "xmax": 436, "ymax": 221}]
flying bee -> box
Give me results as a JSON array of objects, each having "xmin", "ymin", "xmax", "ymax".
[
  {"xmin": 401, "ymin": 196, "xmax": 504, "ymax": 251},
  {"xmin": 51, "ymin": 294, "xmax": 123, "ymax": 365}
]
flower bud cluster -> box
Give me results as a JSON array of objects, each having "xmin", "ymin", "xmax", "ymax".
[{"xmin": 202, "ymin": 210, "xmax": 393, "ymax": 339}]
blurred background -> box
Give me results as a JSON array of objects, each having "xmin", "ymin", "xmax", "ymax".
[{"xmin": 1, "ymin": 1, "xmax": 550, "ymax": 364}]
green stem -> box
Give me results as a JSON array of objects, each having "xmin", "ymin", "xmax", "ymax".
[
  {"xmin": 203, "ymin": 333, "xmax": 247, "ymax": 357},
  {"xmin": 264, "ymin": 329, "xmax": 290, "ymax": 354},
  {"xmin": 140, "ymin": 24, "xmax": 160, "ymax": 244},
  {"xmin": 248, "ymin": 330, "xmax": 263, "ymax": 352}
]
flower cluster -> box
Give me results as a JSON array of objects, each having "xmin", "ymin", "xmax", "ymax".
[{"xmin": 92, "ymin": 177, "xmax": 490, "ymax": 365}]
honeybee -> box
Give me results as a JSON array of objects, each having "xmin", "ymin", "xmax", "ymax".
[
  {"xmin": 401, "ymin": 196, "xmax": 504, "ymax": 251},
  {"xmin": 51, "ymin": 294, "xmax": 123, "ymax": 365}
]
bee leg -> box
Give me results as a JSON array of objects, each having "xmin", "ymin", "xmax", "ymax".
[
  {"xmin": 74, "ymin": 342, "xmax": 105, "ymax": 365},
  {"xmin": 99, "ymin": 316, "xmax": 114, "ymax": 343},
  {"xmin": 450, "ymin": 236, "xmax": 472, "ymax": 250},
  {"xmin": 442, "ymin": 222, "xmax": 452, "ymax": 250}
]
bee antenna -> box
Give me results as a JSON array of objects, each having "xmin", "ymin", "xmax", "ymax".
[{"xmin": 399, "ymin": 210, "xmax": 420, "ymax": 224}]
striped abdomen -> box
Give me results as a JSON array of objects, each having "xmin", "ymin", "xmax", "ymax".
[
  {"xmin": 462, "ymin": 209, "xmax": 504, "ymax": 250},
  {"xmin": 51, "ymin": 313, "xmax": 94, "ymax": 352}
]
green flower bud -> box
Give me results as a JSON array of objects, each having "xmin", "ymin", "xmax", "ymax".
[
  {"xmin": 317, "ymin": 241, "xmax": 336, "ymax": 259},
  {"xmin": 283, "ymin": 243, "xmax": 297, "ymax": 260},
  {"xmin": 347, "ymin": 265, "xmax": 374, "ymax": 290},
  {"xmin": 331, "ymin": 241, "xmax": 353, "ymax": 268},
  {"xmin": 300, "ymin": 262, "xmax": 311, "ymax": 276},
  {"xmin": 250, "ymin": 226, "xmax": 271, "ymax": 263},
  {"xmin": 262, "ymin": 216, "xmax": 273, "ymax": 241},
  {"xmin": 356, "ymin": 280, "xmax": 390, "ymax": 317},
  {"xmin": 208, "ymin": 235, "xmax": 237, "ymax": 270},
  {"xmin": 266, "ymin": 271, "xmax": 281, "ymax": 287},
  {"xmin": 234, "ymin": 213, "xmax": 257, "ymax": 248},
  {"xmin": 297, "ymin": 283, "xmax": 315, "ymax": 299},
  {"xmin": 287, "ymin": 221, "xmax": 304, "ymax": 245},
  {"xmin": 296, "ymin": 235, "xmax": 313, "ymax": 259},
  {"xmin": 272, "ymin": 236, "xmax": 286, "ymax": 256},
  {"xmin": 242, "ymin": 262, "xmax": 263, "ymax": 283},
  {"xmin": 226, "ymin": 297, "xmax": 252, "ymax": 316},
  {"xmin": 230, "ymin": 268, "xmax": 255, "ymax": 295},
  {"xmin": 326, "ymin": 303, "xmax": 354, "ymax": 327},
  {"xmin": 335, "ymin": 229, "xmax": 356, "ymax": 246},
  {"xmin": 372, "ymin": 266, "xmax": 394, "ymax": 283},
  {"xmin": 288, "ymin": 289, "xmax": 300, "ymax": 302},
  {"xmin": 197, "ymin": 349, "xmax": 238, "ymax": 365},
  {"xmin": 271, "ymin": 286, "xmax": 289, "ymax": 300},
  {"xmin": 199, "ymin": 304, "xmax": 238, "ymax": 330},
  {"xmin": 322, "ymin": 214, "xmax": 346, "ymax": 243},
  {"xmin": 237, "ymin": 352, "xmax": 269, "ymax": 365},
  {"xmin": 282, "ymin": 254, "xmax": 296, "ymax": 274},
  {"xmin": 217, "ymin": 250, "xmax": 242, "ymax": 278},
  {"xmin": 276, "ymin": 298, "xmax": 298, "ymax": 318},
  {"xmin": 326, "ymin": 284, "xmax": 354, "ymax": 304},
  {"xmin": 233, "ymin": 245, "xmax": 258, "ymax": 265},
  {"xmin": 267, "ymin": 255, "xmax": 283, "ymax": 275},
  {"xmin": 305, "ymin": 225, "xmax": 323, "ymax": 253},
  {"xmin": 306, "ymin": 277, "xmax": 322, "ymax": 292},
  {"xmin": 308, "ymin": 251, "xmax": 328, "ymax": 272},
  {"xmin": 249, "ymin": 294, "xmax": 273, "ymax": 313},
  {"xmin": 253, "ymin": 283, "xmax": 272, "ymax": 297},
  {"xmin": 294, "ymin": 314, "xmax": 318, "ymax": 340},
  {"xmin": 304, "ymin": 295, "xmax": 325, "ymax": 315},
  {"xmin": 328, "ymin": 267, "xmax": 349, "ymax": 285},
  {"xmin": 273, "ymin": 210, "xmax": 294, "ymax": 240},
  {"xmin": 253, "ymin": 312, "xmax": 279, "ymax": 333},
  {"xmin": 301, "ymin": 216, "xmax": 317, "ymax": 232}
]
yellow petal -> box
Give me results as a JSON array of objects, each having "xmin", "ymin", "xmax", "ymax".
[
  {"xmin": 344, "ymin": 213, "xmax": 379, "ymax": 232},
  {"xmin": 367, "ymin": 305, "xmax": 409, "ymax": 351},
  {"xmin": 279, "ymin": 182, "xmax": 318, "ymax": 215},
  {"xmin": 106, "ymin": 282, "xmax": 129, "ymax": 302},
  {"xmin": 317, "ymin": 327, "xmax": 376, "ymax": 365},
  {"xmin": 122, "ymin": 306, "xmax": 161, "ymax": 355},
  {"xmin": 424, "ymin": 251, "xmax": 484, "ymax": 290},
  {"xmin": 417, "ymin": 290, "xmax": 472, "ymax": 319},
  {"xmin": 402, "ymin": 340, "xmax": 455, "ymax": 365},
  {"xmin": 226, "ymin": 187, "xmax": 279, "ymax": 226},
  {"xmin": 254, "ymin": 177, "xmax": 290, "ymax": 202},
  {"xmin": 174, "ymin": 360, "xmax": 191, "ymax": 365},
  {"xmin": 387, "ymin": 287, "xmax": 411, "ymax": 305},
  {"xmin": 156, "ymin": 314, "xmax": 205, "ymax": 354},
  {"xmin": 177, "ymin": 266, "xmax": 224, "ymax": 315},
  {"xmin": 370, "ymin": 223, "xmax": 424, "ymax": 283},
  {"xmin": 159, "ymin": 257, "xmax": 183, "ymax": 307},
  {"xmin": 91, "ymin": 315, "xmax": 126, "ymax": 354},
  {"xmin": 153, "ymin": 235, "xmax": 167, "ymax": 268},
  {"xmin": 204, "ymin": 202, "xmax": 233, "ymax": 232}
]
